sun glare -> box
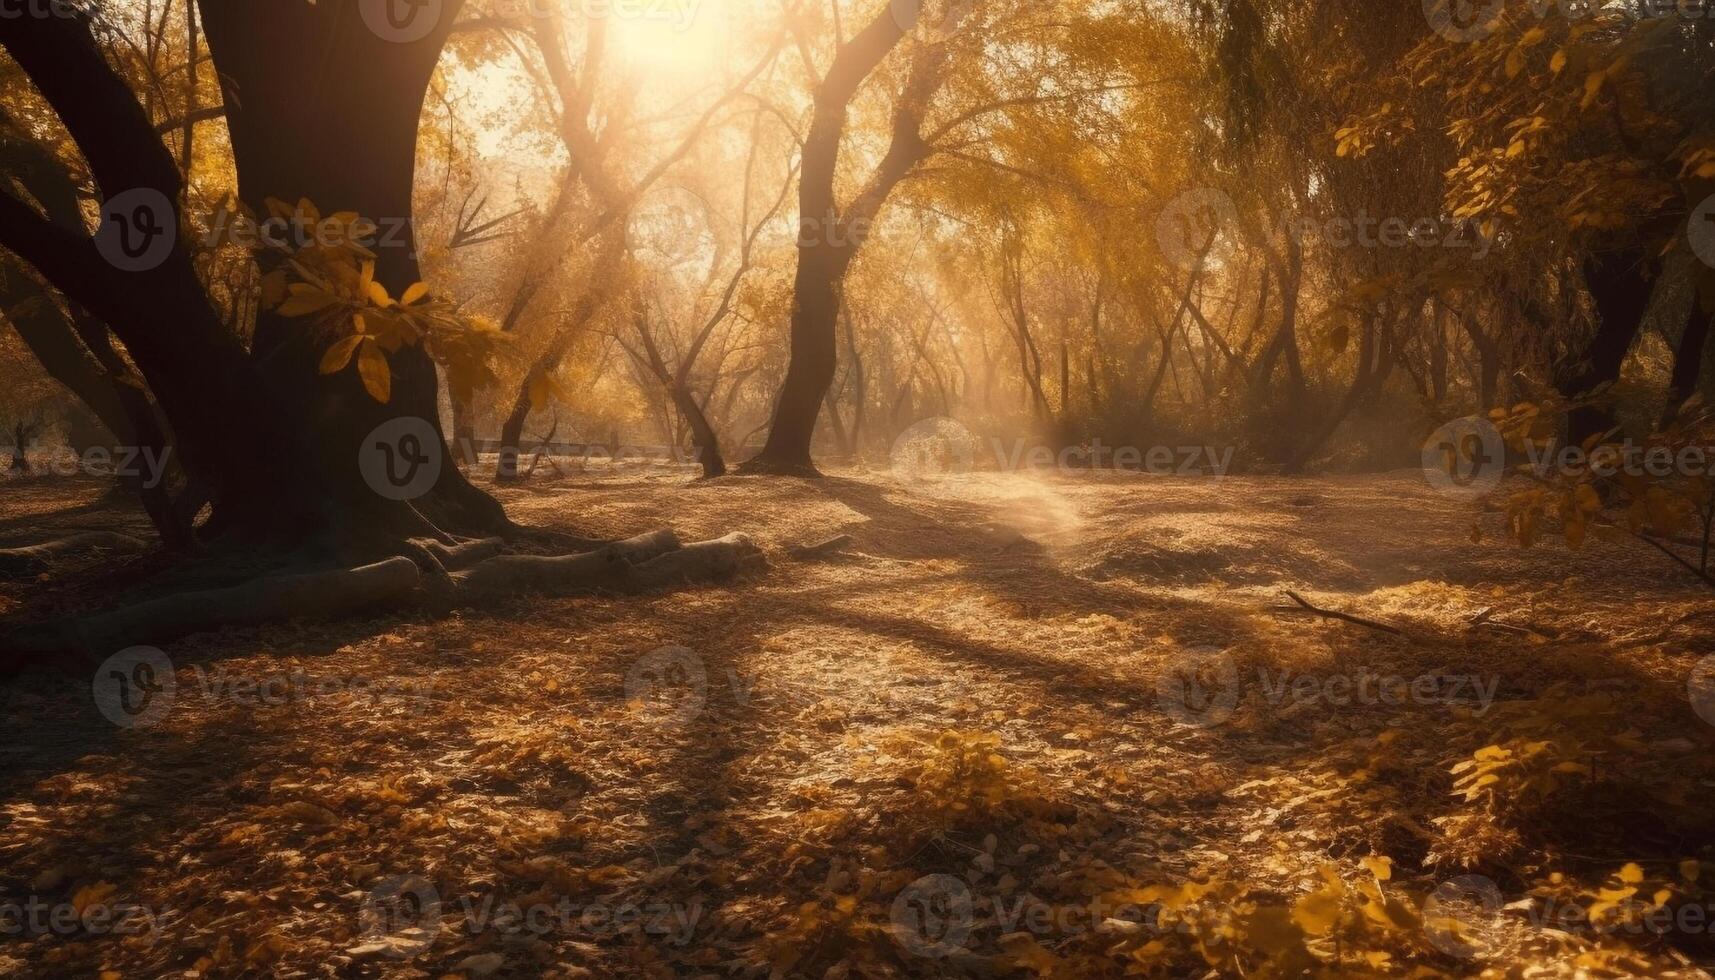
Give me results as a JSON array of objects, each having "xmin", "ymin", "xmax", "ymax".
[{"xmin": 601, "ymin": 0, "xmax": 733, "ymax": 83}]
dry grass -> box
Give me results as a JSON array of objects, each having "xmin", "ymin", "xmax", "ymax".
[{"xmin": 1, "ymin": 464, "xmax": 1713, "ymax": 978}]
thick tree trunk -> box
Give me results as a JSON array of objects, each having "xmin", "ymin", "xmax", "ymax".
[
  {"xmin": 201, "ymin": 0, "xmax": 509, "ymax": 538},
  {"xmin": 1557, "ymin": 248, "xmax": 1659, "ymax": 444},
  {"xmin": 747, "ymin": 265, "xmax": 842, "ymax": 474}
]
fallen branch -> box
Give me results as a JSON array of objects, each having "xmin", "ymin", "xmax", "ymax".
[
  {"xmin": 1278, "ymin": 590, "xmax": 1403, "ymax": 636},
  {"xmin": 1467, "ymin": 605, "xmax": 1551, "ymax": 639},
  {"xmin": 1636, "ymin": 533, "xmax": 1715, "ymax": 591},
  {"xmin": 0, "ymin": 531, "xmax": 150, "ymax": 575}
]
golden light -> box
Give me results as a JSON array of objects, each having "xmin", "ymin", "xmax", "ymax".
[{"xmin": 599, "ymin": 0, "xmax": 734, "ymax": 82}]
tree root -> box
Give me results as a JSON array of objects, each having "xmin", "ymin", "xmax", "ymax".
[
  {"xmin": 1, "ymin": 529, "xmax": 762, "ymax": 668},
  {"xmin": 416, "ymin": 536, "xmax": 505, "ymax": 571},
  {"xmin": 734, "ymin": 455, "xmax": 822, "ymax": 478},
  {"xmin": 0, "ymin": 531, "xmax": 151, "ymax": 576},
  {"xmin": 1, "ymin": 557, "xmax": 422, "ymax": 668},
  {"xmin": 787, "ymin": 534, "xmax": 854, "ymax": 561}
]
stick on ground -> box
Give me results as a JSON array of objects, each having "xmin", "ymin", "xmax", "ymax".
[{"xmin": 1279, "ymin": 589, "xmax": 1403, "ymax": 636}]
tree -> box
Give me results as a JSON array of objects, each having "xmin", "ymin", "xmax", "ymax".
[
  {"xmin": 0, "ymin": 3, "xmax": 758, "ymax": 666},
  {"xmin": 740, "ymin": 3, "xmax": 952, "ymax": 475}
]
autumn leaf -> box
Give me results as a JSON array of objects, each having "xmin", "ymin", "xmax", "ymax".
[
  {"xmin": 357, "ymin": 343, "xmax": 391, "ymax": 403},
  {"xmin": 318, "ymin": 335, "xmax": 363, "ymax": 375},
  {"xmin": 277, "ymin": 284, "xmax": 339, "ymax": 317}
]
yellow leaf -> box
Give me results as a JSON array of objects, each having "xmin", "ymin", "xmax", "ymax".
[
  {"xmin": 1580, "ymin": 70, "xmax": 1605, "ymax": 109},
  {"xmin": 1292, "ymin": 884, "xmax": 1344, "ymax": 936},
  {"xmin": 319, "ymin": 335, "xmax": 363, "ymax": 375},
  {"xmin": 365, "ymin": 280, "xmax": 395, "ymax": 308},
  {"xmin": 1550, "ymin": 49, "xmax": 1567, "ymax": 74},
  {"xmin": 400, "ymin": 282, "xmax": 429, "ymax": 306},
  {"xmin": 72, "ymin": 882, "xmax": 117, "ymax": 915},
  {"xmin": 1505, "ymin": 47, "xmax": 1525, "ymax": 79},
  {"xmin": 277, "ymin": 286, "xmax": 339, "ymax": 317},
  {"xmin": 357, "ymin": 343, "xmax": 391, "ymax": 403}
]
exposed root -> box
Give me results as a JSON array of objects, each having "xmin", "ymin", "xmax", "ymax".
[
  {"xmin": 0, "ymin": 529, "xmax": 761, "ymax": 668},
  {"xmin": 0, "ymin": 531, "xmax": 150, "ymax": 576},
  {"xmin": 449, "ymin": 528, "xmax": 689, "ymax": 596},
  {"xmin": 734, "ymin": 455, "xmax": 822, "ymax": 478},
  {"xmin": 618, "ymin": 532, "xmax": 764, "ymax": 590},
  {"xmin": 787, "ymin": 534, "xmax": 854, "ymax": 560},
  {"xmin": 416, "ymin": 536, "xmax": 505, "ymax": 571},
  {"xmin": 0, "ymin": 557, "xmax": 422, "ymax": 669}
]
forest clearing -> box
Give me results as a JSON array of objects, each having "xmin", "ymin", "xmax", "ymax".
[
  {"xmin": 5, "ymin": 0, "xmax": 1715, "ymax": 975},
  {"xmin": 3, "ymin": 463, "xmax": 1713, "ymax": 977}
]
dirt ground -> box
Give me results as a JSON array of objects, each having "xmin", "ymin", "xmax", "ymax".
[{"xmin": 1, "ymin": 464, "xmax": 1713, "ymax": 978}]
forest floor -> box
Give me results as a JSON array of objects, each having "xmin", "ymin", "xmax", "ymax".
[{"xmin": 2, "ymin": 463, "xmax": 1714, "ymax": 979}]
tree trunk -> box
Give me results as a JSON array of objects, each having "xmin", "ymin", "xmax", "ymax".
[
  {"xmin": 9, "ymin": 422, "xmax": 29, "ymax": 473},
  {"xmin": 1661, "ymin": 300, "xmax": 1712, "ymax": 428},
  {"xmin": 0, "ymin": 4, "xmax": 509, "ymax": 552},
  {"xmin": 841, "ymin": 298, "xmax": 866, "ymax": 459},
  {"xmin": 200, "ymin": 0, "xmax": 509, "ymax": 538},
  {"xmin": 1557, "ymin": 248, "xmax": 1659, "ymax": 444},
  {"xmin": 742, "ymin": 11, "xmax": 943, "ymax": 475}
]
